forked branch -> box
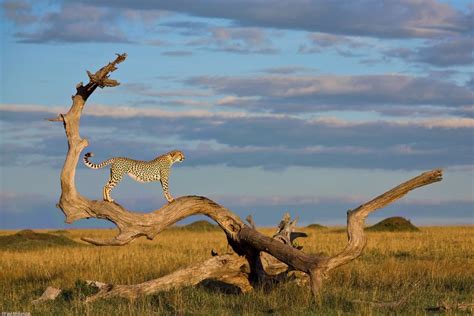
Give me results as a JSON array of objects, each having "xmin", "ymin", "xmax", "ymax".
[{"xmin": 50, "ymin": 54, "xmax": 443, "ymax": 303}]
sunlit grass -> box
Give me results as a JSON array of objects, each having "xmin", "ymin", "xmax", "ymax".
[{"xmin": 1, "ymin": 226, "xmax": 473, "ymax": 315}]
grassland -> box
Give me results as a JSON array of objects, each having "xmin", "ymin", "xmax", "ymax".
[{"xmin": 1, "ymin": 226, "xmax": 473, "ymax": 315}]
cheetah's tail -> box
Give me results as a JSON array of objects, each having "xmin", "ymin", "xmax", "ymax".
[{"xmin": 83, "ymin": 152, "xmax": 114, "ymax": 169}]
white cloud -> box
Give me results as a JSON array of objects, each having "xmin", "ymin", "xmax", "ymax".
[
  {"xmin": 1, "ymin": 103, "xmax": 473, "ymax": 129},
  {"xmin": 78, "ymin": 0, "xmax": 471, "ymax": 39}
]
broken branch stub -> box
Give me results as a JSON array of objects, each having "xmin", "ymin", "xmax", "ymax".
[
  {"xmin": 50, "ymin": 53, "xmax": 443, "ymax": 303},
  {"xmin": 32, "ymin": 287, "xmax": 62, "ymax": 304}
]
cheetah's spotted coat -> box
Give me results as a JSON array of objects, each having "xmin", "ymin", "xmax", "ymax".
[{"xmin": 83, "ymin": 150, "xmax": 185, "ymax": 203}]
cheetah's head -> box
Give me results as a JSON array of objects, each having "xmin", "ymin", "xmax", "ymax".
[{"xmin": 170, "ymin": 150, "xmax": 185, "ymax": 163}]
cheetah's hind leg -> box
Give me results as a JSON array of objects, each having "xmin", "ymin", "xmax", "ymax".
[
  {"xmin": 103, "ymin": 168, "xmax": 123, "ymax": 202},
  {"xmin": 103, "ymin": 183, "xmax": 115, "ymax": 202}
]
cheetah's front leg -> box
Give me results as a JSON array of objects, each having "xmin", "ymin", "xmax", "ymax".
[
  {"xmin": 160, "ymin": 175, "xmax": 174, "ymax": 203},
  {"xmin": 164, "ymin": 191, "xmax": 174, "ymax": 203}
]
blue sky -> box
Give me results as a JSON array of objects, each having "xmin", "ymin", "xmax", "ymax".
[{"xmin": 0, "ymin": 0, "xmax": 473, "ymax": 229}]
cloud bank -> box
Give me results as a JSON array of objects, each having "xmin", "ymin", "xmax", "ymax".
[{"xmin": 1, "ymin": 104, "xmax": 472, "ymax": 170}]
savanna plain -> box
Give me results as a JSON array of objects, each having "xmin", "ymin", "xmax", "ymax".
[{"xmin": 1, "ymin": 225, "xmax": 473, "ymax": 315}]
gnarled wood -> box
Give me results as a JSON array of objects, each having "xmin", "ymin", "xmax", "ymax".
[
  {"xmin": 85, "ymin": 255, "xmax": 251, "ymax": 302},
  {"xmin": 50, "ymin": 54, "xmax": 443, "ymax": 303},
  {"xmin": 259, "ymin": 213, "xmax": 307, "ymax": 276},
  {"xmin": 307, "ymin": 169, "xmax": 443, "ymax": 298}
]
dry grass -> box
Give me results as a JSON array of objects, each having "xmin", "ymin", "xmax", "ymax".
[{"xmin": 1, "ymin": 226, "xmax": 473, "ymax": 315}]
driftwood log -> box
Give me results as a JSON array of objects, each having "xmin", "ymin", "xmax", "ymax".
[{"xmin": 48, "ymin": 54, "xmax": 443, "ymax": 303}]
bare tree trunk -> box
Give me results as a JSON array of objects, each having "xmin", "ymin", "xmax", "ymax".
[{"xmin": 48, "ymin": 54, "xmax": 443, "ymax": 303}]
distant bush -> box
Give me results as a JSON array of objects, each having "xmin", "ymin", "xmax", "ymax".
[
  {"xmin": 0, "ymin": 229, "xmax": 81, "ymax": 250},
  {"xmin": 366, "ymin": 217, "xmax": 419, "ymax": 232},
  {"xmin": 180, "ymin": 220, "xmax": 220, "ymax": 232},
  {"xmin": 306, "ymin": 223, "xmax": 327, "ymax": 230}
]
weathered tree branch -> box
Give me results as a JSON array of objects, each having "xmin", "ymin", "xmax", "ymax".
[
  {"xmin": 85, "ymin": 254, "xmax": 251, "ymax": 302},
  {"xmin": 50, "ymin": 54, "xmax": 443, "ymax": 303},
  {"xmin": 309, "ymin": 169, "xmax": 442, "ymax": 298}
]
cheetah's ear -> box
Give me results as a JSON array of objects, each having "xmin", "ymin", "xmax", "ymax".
[{"xmin": 169, "ymin": 150, "xmax": 179, "ymax": 159}]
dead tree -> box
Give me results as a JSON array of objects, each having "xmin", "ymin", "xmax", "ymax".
[{"xmin": 48, "ymin": 54, "xmax": 443, "ymax": 303}]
